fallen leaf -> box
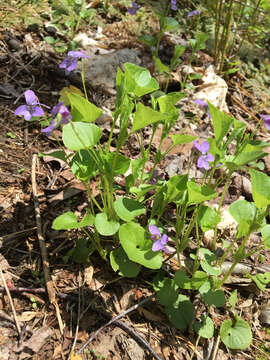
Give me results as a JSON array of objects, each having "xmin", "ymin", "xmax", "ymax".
[
  {"xmin": 17, "ymin": 311, "xmax": 38, "ymax": 322},
  {"xmin": 84, "ymin": 265, "xmax": 94, "ymax": 287}
]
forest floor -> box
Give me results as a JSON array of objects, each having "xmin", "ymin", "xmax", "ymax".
[{"xmin": 0, "ymin": 1, "xmax": 270, "ymax": 360}]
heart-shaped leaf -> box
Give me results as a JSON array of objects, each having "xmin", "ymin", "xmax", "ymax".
[
  {"xmin": 95, "ymin": 213, "xmax": 120, "ymax": 236},
  {"xmin": 220, "ymin": 317, "xmax": 252, "ymax": 350},
  {"xmin": 62, "ymin": 122, "xmax": 102, "ymax": 151},
  {"xmin": 114, "ymin": 197, "xmax": 145, "ymax": 222},
  {"xmin": 110, "ymin": 247, "xmax": 141, "ymax": 278},
  {"xmin": 52, "ymin": 211, "xmax": 95, "ymax": 230},
  {"xmin": 119, "ymin": 222, "xmax": 162, "ymax": 269}
]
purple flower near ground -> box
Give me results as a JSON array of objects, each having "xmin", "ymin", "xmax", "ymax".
[
  {"xmin": 188, "ymin": 9, "xmax": 200, "ymax": 17},
  {"xmin": 171, "ymin": 0, "xmax": 177, "ymax": 11},
  {"xmin": 149, "ymin": 225, "xmax": 171, "ymax": 253},
  {"xmin": 194, "ymin": 99, "xmax": 211, "ymax": 119},
  {"xmin": 59, "ymin": 50, "xmax": 90, "ymax": 75},
  {"xmin": 128, "ymin": 1, "xmax": 140, "ymax": 15},
  {"xmin": 193, "ymin": 141, "xmax": 215, "ymax": 170},
  {"xmin": 41, "ymin": 102, "xmax": 71, "ymax": 137},
  {"xmin": 14, "ymin": 90, "xmax": 44, "ymax": 121},
  {"xmin": 259, "ymin": 114, "xmax": 270, "ymax": 131}
]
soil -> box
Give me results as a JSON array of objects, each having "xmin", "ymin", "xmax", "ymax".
[{"xmin": 0, "ymin": 4, "xmax": 270, "ymax": 360}]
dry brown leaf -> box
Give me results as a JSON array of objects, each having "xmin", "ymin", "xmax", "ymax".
[
  {"xmin": 52, "ymin": 344, "xmax": 62, "ymax": 359},
  {"xmin": 20, "ymin": 325, "xmax": 53, "ymax": 354},
  {"xmin": 84, "ymin": 265, "xmax": 94, "ymax": 287},
  {"xmin": 17, "ymin": 311, "xmax": 38, "ymax": 322}
]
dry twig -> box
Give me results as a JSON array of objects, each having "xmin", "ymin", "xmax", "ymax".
[
  {"xmin": 31, "ymin": 154, "xmax": 64, "ymax": 334},
  {"xmin": 0, "ymin": 269, "xmax": 21, "ymax": 337}
]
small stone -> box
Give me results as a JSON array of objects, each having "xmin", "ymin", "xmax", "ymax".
[
  {"xmin": 45, "ymin": 25, "xmax": 57, "ymax": 35},
  {"xmin": 27, "ymin": 23, "xmax": 39, "ymax": 33},
  {"xmin": 8, "ymin": 38, "xmax": 21, "ymax": 51}
]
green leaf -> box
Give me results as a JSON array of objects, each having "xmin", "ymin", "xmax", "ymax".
[
  {"xmin": 131, "ymin": 103, "xmax": 166, "ymax": 133},
  {"xmin": 157, "ymin": 92, "xmax": 185, "ymax": 113},
  {"xmin": 208, "ymin": 103, "xmax": 233, "ymax": 145},
  {"xmin": 198, "ymin": 205, "xmax": 221, "ymax": 232},
  {"xmin": 138, "ymin": 34, "xmax": 156, "ymax": 47},
  {"xmin": 62, "ymin": 122, "xmax": 102, "ymax": 150},
  {"xmin": 248, "ymin": 272, "xmax": 270, "ymax": 291},
  {"xmin": 174, "ymin": 269, "xmax": 192, "ymax": 289},
  {"xmin": 191, "ymin": 271, "xmax": 208, "ymax": 290},
  {"xmin": 229, "ymin": 290, "xmax": 237, "ymax": 310},
  {"xmin": 153, "ymin": 56, "xmax": 169, "ymax": 74},
  {"xmin": 187, "ymin": 180, "xmax": 217, "ymax": 204},
  {"xmin": 119, "ymin": 222, "xmax": 162, "ymax": 269},
  {"xmin": 220, "ymin": 317, "xmax": 252, "ymax": 350},
  {"xmin": 262, "ymin": 225, "xmax": 270, "ymax": 249},
  {"xmin": 170, "ymin": 134, "xmax": 197, "ymax": 146},
  {"xmin": 165, "ymin": 174, "xmax": 188, "ymax": 203},
  {"xmin": 165, "ymin": 295, "xmax": 195, "ymax": 331},
  {"xmin": 199, "ymin": 248, "xmax": 222, "ymax": 276},
  {"xmin": 163, "ymin": 17, "xmax": 179, "ymax": 32},
  {"xmin": 201, "ymin": 288, "xmax": 226, "ymax": 307},
  {"xmin": 106, "ymin": 153, "xmax": 130, "ymax": 175},
  {"xmin": 110, "ymin": 247, "xmax": 141, "ymax": 278},
  {"xmin": 71, "ymin": 150, "xmax": 97, "ymax": 180},
  {"xmin": 67, "ymin": 92, "xmax": 102, "ymax": 122},
  {"xmin": 52, "ymin": 211, "xmax": 95, "ymax": 230},
  {"xmin": 229, "ymin": 199, "xmax": 256, "ymax": 224},
  {"xmin": 250, "ymin": 168, "xmax": 270, "ymax": 208},
  {"xmin": 68, "ymin": 238, "xmax": 94, "ymax": 264},
  {"xmin": 193, "ymin": 315, "xmax": 214, "ymax": 339},
  {"xmin": 229, "ymin": 199, "xmax": 258, "ymax": 237},
  {"xmin": 95, "ymin": 213, "xmax": 120, "ymax": 236},
  {"xmin": 39, "ymin": 150, "xmax": 68, "ymax": 163},
  {"xmin": 114, "ymin": 197, "xmax": 145, "ymax": 222},
  {"xmin": 157, "ymin": 278, "xmax": 179, "ymax": 307},
  {"xmin": 124, "ymin": 63, "xmax": 159, "ymax": 97}
]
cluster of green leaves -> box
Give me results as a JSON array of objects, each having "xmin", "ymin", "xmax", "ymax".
[
  {"xmin": 44, "ymin": 0, "xmax": 97, "ymax": 52},
  {"xmin": 41, "ymin": 60, "xmax": 270, "ymax": 350}
]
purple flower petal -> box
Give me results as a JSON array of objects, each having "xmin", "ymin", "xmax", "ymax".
[
  {"xmin": 194, "ymin": 99, "xmax": 208, "ymax": 108},
  {"xmin": 260, "ymin": 114, "xmax": 270, "ymax": 130},
  {"xmin": 200, "ymin": 141, "xmax": 210, "ymax": 153},
  {"xmin": 197, "ymin": 156, "xmax": 210, "ymax": 170},
  {"xmin": 193, "ymin": 140, "xmax": 210, "ymax": 153},
  {"xmin": 171, "ymin": 0, "xmax": 177, "ymax": 10},
  {"xmin": 67, "ymin": 50, "xmax": 90, "ymax": 59},
  {"xmin": 14, "ymin": 105, "xmax": 28, "ymax": 117},
  {"xmin": 24, "ymin": 90, "xmax": 38, "ymax": 105},
  {"xmin": 41, "ymin": 119, "xmax": 57, "ymax": 137},
  {"xmin": 152, "ymin": 240, "xmax": 164, "ymax": 252},
  {"xmin": 32, "ymin": 106, "xmax": 44, "ymax": 117},
  {"xmin": 188, "ymin": 10, "xmax": 200, "ymax": 17},
  {"xmin": 149, "ymin": 225, "xmax": 161, "ymax": 237},
  {"xmin": 160, "ymin": 234, "xmax": 168, "ymax": 245},
  {"xmin": 128, "ymin": 1, "xmax": 140, "ymax": 15},
  {"xmin": 205, "ymin": 153, "xmax": 214, "ymax": 162}
]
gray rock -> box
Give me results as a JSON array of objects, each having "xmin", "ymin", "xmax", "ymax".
[{"xmin": 74, "ymin": 48, "xmax": 141, "ymax": 95}]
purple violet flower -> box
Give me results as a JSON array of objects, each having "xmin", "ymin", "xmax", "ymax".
[
  {"xmin": 14, "ymin": 90, "xmax": 44, "ymax": 121},
  {"xmin": 128, "ymin": 1, "xmax": 140, "ymax": 15},
  {"xmin": 59, "ymin": 50, "xmax": 90, "ymax": 75},
  {"xmin": 188, "ymin": 9, "xmax": 200, "ymax": 17},
  {"xmin": 194, "ymin": 99, "xmax": 212, "ymax": 119},
  {"xmin": 193, "ymin": 141, "xmax": 215, "ymax": 170},
  {"xmin": 149, "ymin": 225, "xmax": 171, "ymax": 253},
  {"xmin": 171, "ymin": 0, "xmax": 177, "ymax": 11},
  {"xmin": 41, "ymin": 102, "xmax": 71, "ymax": 137},
  {"xmin": 259, "ymin": 114, "xmax": 270, "ymax": 131}
]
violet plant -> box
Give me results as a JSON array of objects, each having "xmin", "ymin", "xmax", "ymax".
[{"xmin": 14, "ymin": 48, "xmax": 270, "ymax": 351}]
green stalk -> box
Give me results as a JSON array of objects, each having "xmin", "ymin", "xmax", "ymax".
[{"xmin": 212, "ymin": 170, "xmax": 233, "ymax": 250}]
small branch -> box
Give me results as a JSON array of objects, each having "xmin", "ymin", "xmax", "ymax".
[
  {"xmin": 78, "ymin": 295, "xmax": 154, "ymax": 353},
  {"xmin": 0, "ymin": 269, "xmax": 21, "ymax": 336}
]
